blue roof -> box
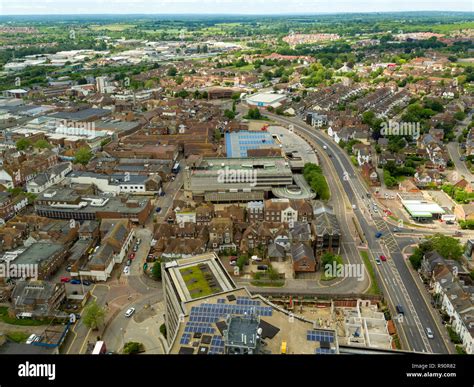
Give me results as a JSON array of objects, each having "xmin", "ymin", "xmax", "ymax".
[{"xmin": 225, "ymin": 130, "xmax": 275, "ymax": 158}]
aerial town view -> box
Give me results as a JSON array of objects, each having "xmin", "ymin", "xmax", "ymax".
[{"xmin": 0, "ymin": 0, "xmax": 472, "ymax": 385}]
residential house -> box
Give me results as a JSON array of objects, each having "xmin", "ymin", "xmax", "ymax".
[
  {"xmin": 311, "ymin": 202, "xmax": 341, "ymax": 257},
  {"xmin": 291, "ymin": 243, "xmax": 317, "ymax": 273},
  {"xmin": 26, "ymin": 162, "xmax": 72, "ymax": 194}
]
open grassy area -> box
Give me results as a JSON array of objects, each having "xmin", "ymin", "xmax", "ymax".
[
  {"xmin": 6, "ymin": 331, "xmax": 29, "ymax": 343},
  {"xmin": 360, "ymin": 251, "xmax": 381, "ymax": 296},
  {"xmin": 0, "ymin": 306, "xmax": 53, "ymax": 326},
  {"xmin": 180, "ymin": 265, "xmax": 221, "ymax": 299}
]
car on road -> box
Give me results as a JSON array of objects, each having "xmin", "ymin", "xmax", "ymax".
[
  {"xmin": 396, "ymin": 305, "xmax": 405, "ymax": 315},
  {"xmin": 425, "ymin": 327, "xmax": 434, "ymax": 339},
  {"xmin": 125, "ymin": 307, "xmax": 135, "ymax": 318},
  {"xmin": 322, "ymin": 145, "xmax": 328, "ymax": 150},
  {"xmin": 160, "ymin": 191, "xmax": 165, "ymax": 196},
  {"xmin": 60, "ymin": 276, "xmax": 71, "ymax": 283},
  {"xmin": 393, "ymin": 227, "xmax": 400, "ymax": 232},
  {"xmin": 352, "ymin": 204, "xmax": 357, "ymax": 210},
  {"xmin": 123, "ymin": 266, "xmax": 130, "ymax": 275},
  {"xmin": 375, "ymin": 231, "xmax": 383, "ymax": 239},
  {"xmin": 379, "ymin": 255, "xmax": 387, "ymax": 262},
  {"xmin": 70, "ymin": 279, "xmax": 81, "ymax": 285},
  {"xmin": 374, "ymin": 257, "xmax": 381, "ymax": 265},
  {"xmin": 328, "ymin": 153, "xmax": 332, "ymax": 158}
]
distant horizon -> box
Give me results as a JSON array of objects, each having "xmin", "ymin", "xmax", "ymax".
[
  {"xmin": 2, "ymin": 11, "xmax": 474, "ymax": 17},
  {"xmin": 2, "ymin": 0, "xmax": 473, "ymax": 16}
]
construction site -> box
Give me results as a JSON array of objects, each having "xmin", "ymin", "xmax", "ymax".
[{"xmin": 270, "ymin": 297, "xmax": 396, "ymax": 350}]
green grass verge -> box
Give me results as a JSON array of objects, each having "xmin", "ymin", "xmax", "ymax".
[
  {"xmin": 360, "ymin": 251, "xmax": 381, "ymax": 296},
  {"xmin": 250, "ymin": 280, "xmax": 285, "ymax": 287},
  {"xmin": 6, "ymin": 331, "xmax": 30, "ymax": 343}
]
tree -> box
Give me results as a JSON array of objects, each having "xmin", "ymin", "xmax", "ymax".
[
  {"xmin": 167, "ymin": 67, "xmax": 177, "ymax": 77},
  {"xmin": 33, "ymin": 139, "xmax": 51, "ymax": 149},
  {"xmin": 151, "ymin": 261, "xmax": 161, "ymax": 280},
  {"xmin": 16, "ymin": 138, "xmax": 31, "ymax": 151},
  {"xmin": 224, "ymin": 109, "xmax": 236, "ymax": 120},
  {"xmin": 123, "ymin": 341, "xmax": 144, "ymax": 354},
  {"xmin": 159, "ymin": 323, "xmax": 167, "ymax": 338},
  {"xmin": 244, "ymin": 107, "xmax": 263, "ymax": 120},
  {"xmin": 74, "ymin": 147, "xmax": 93, "ymax": 166},
  {"xmin": 82, "ymin": 301, "xmax": 105, "ymax": 331}
]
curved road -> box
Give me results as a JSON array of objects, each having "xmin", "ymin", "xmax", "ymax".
[{"xmin": 266, "ymin": 112, "xmax": 450, "ymax": 354}]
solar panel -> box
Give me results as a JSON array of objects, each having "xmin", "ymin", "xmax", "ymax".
[
  {"xmin": 307, "ymin": 330, "xmax": 335, "ymax": 343},
  {"xmin": 180, "ymin": 333, "xmax": 191, "ymax": 345},
  {"xmin": 315, "ymin": 348, "xmax": 336, "ymax": 354}
]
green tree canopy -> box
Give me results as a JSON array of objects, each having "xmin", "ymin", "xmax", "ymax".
[
  {"xmin": 74, "ymin": 147, "xmax": 93, "ymax": 166},
  {"xmin": 82, "ymin": 301, "xmax": 105, "ymax": 330},
  {"xmin": 16, "ymin": 138, "xmax": 31, "ymax": 151}
]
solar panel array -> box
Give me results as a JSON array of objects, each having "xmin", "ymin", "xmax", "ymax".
[
  {"xmin": 307, "ymin": 330, "xmax": 335, "ymax": 343},
  {"xmin": 315, "ymin": 348, "xmax": 336, "ymax": 354},
  {"xmin": 181, "ymin": 299, "xmax": 273, "ymax": 351},
  {"xmin": 209, "ymin": 335, "xmax": 225, "ymax": 354},
  {"xmin": 180, "ymin": 333, "xmax": 191, "ymax": 345},
  {"xmin": 236, "ymin": 297, "xmax": 261, "ymax": 306},
  {"xmin": 184, "ymin": 322, "xmax": 215, "ymax": 334}
]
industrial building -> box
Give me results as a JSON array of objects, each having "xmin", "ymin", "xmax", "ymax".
[
  {"xmin": 245, "ymin": 92, "xmax": 287, "ymax": 108},
  {"xmin": 225, "ymin": 130, "xmax": 276, "ymax": 158},
  {"xmin": 164, "ymin": 253, "xmax": 339, "ymax": 355},
  {"xmin": 183, "ymin": 156, "xmax": 294, "ymax": 202}
]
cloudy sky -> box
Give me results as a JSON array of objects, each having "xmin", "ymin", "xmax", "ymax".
[{"xmin": 2, "ymin": 0, "xmax": 473, "ymax": 15}]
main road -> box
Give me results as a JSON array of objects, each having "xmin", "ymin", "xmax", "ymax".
[{"xmin": 266, "ymin": 112, "xmax": 450, "ymax": 354}]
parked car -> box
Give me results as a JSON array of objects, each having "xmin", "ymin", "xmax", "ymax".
[
  {"xmin": 60, "ymin": 276, "xmax": 71, "ymax": 283},
  {"xmin": 82, "ymin": 280, "xmax": 91, "ymax": 286},
  {"xmin": 70, "ymin": 279, "xmax": 81, "ymax": 285},
  {"xmin": 129, "ymin": 253, "xmax": 135, "ymax": 259},
  {"xmin": 257, "ymin": 265, "xmax": 268, "ymax": 270},
  {"xmin": 66, "ymin": 265, "xmax": 72, "ymax": 272},
  {"xmin": 26, "ymin": 334, "xmax": 40, "ymax": 345},
  {"xmin": 125, "ymin": 307, "xmax": 135, "ymax": 318},
  {"xmin": 132, "ymin": 246, "xmax": 138, "ymax": 252},
  {"xmin": 426, "ymin": 327, "xmax": 434, "ymax": 339},
  {"xmin": 155, "ymin": 207, "xmax": 162, "ymax": 213},
  {"xmin": 123, "ymin": 266, "xmax": 130, "ymax": 275},
  {"xmin": 126, "ymin": 259, "xmax": 132, "ymax": 266},
  {"xmin": 393, "ymin": 227, "xmax": 400, "ymax": 232}
]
